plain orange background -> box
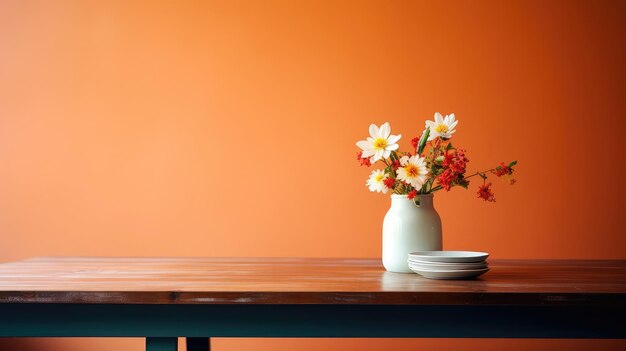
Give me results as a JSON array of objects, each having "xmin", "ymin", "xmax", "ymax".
[{"xmin": 1, "ymin": 0, "xmax": 625, "ymax": 350}]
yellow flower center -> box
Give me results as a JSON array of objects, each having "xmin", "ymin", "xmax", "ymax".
[
  {"xmin": 405, "ymin": 165, "xmax": 419, "ymax": 177},
  {"xmin": 373, "ymin": 138, "xmax": 387, "ymax": 150},
  {"xmin": 375, "ymin": 173, "xmax": 385, "ymax": 182},
  {"xmin": 435, "ymin": 123, "xmax": 449, "ymax": 134}
]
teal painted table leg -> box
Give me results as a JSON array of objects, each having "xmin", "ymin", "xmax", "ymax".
[
  {"xmin": 146, "ymin": 337, "xmax": 178, "ymax": 351},
  {"xmin": 186, "ymin": 337, "xmax": 210, "ymax": 351}
]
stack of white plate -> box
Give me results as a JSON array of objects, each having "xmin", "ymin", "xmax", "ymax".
[{"xmin": 407, "ymin": 251, "xmax": 490, "ymax": 279}]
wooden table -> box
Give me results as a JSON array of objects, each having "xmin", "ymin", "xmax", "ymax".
[{"xmin": 0, "ymin": 257, "xmax": 625, "ymax": 350}]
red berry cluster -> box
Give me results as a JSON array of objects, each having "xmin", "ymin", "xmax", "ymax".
[{"xmin": 436, "ymin": 149, "xmax": 469, "ymax": 191}]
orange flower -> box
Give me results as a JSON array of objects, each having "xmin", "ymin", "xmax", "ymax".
[
  {"xmin": 356, "ymin": 151, "xmax": 372, "ymax": 167},
  {"xmin": 477, "ymin": 183, "xmax": 496, "ymax": 202}
]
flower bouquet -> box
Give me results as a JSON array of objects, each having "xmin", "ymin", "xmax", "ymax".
[
  {"xmin": 355, "ymin": 112, "xmax": 518, "ymax": 272},
  {"xmin": 356, "ymin": 113, "xmax": 517, "ymax": 204}
]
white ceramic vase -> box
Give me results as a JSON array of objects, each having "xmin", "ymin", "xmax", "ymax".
[{"xmin": 382, "ymin": 194, "xmax": 443, "ymax": 273}]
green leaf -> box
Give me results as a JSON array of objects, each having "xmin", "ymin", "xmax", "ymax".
[
  {"xmin": 446, "ymin": 142, "xmax": 455, "ymax": 151},
  {"xmin": 509, "ymin": 160, "xmax": 518, "ymax": 168},
  {"xmin": 457, "ymin": 178, "xmax": 470, "ymax": 189},
  {"xmin": 389, "ymin": 151, "xmax": 398, "ymax": 162},
  {"xmin": 417, "ymin": 127, "xmax": 430, "ymax": 155}
]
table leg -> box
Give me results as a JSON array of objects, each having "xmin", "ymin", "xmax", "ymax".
[
  {"xmin": 146, "ymin": 337, "xmax": 178, "ymax": 351},
  {"xmin": 186, "ymin": 337, "xmax": 210, "ymax": 351}
]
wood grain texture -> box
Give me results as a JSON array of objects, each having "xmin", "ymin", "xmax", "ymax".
[{"xmin": 0, "ymin": 257, "xmax": 624, "ymax": 306}]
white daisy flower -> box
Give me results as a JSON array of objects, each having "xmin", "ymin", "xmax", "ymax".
[
  {"xmin": 366, "ymin": 169, "xmax": 390, "ymax": 194},
  {"xmin": 396, "ymin": 155, "xmax": 429, "ymax": 189},
  {"xmin": 356, "ymin": 122, "xmax": 401, "ymax": 163},
  {"xmin": 425, "ymin": 112, "xmax": 458, "ymax": 140}
]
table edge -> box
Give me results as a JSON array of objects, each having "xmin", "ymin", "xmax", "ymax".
[{"xmin": 1, "ymin": 290, "xmax": 625, "ymax": 306}]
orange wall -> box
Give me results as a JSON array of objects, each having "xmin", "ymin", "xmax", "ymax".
[{"xmin": 1, "ymin": 0, "xmax": 625, "ymax": 350}]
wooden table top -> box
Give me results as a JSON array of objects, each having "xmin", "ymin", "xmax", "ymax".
[{"xmin": 0, "ymin": 257, "xmax": 624, "ymax": 306}]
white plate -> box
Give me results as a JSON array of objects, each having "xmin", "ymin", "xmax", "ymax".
[
  {"xmin": 408, "ymin": 258, "xmax": 487, "ymax": 268},
  {"xmin": 408, "ymin": 251, "xmax": 489, "ymax": 263},
  {"xmin": 408, "ymin": 261, "xmax": 488, "ymax": 271},
  {"xmin": 410, "ymin": 267, "xmax": 490, "ymax": 280}
]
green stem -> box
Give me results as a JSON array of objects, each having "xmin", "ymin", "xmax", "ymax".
[{"xmin": 463, "ymin": 168, "xmax": 496, "ymax": 180}]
